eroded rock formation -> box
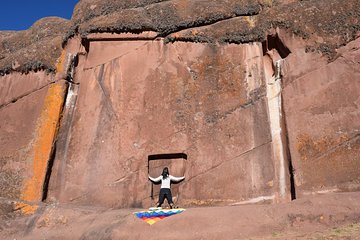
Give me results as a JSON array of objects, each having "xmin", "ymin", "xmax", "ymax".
[{"xmin": 0, "ymin": 0, "xmax": 359, "ymax": 218}]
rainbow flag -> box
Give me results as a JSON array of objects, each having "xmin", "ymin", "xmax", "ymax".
[{"xmin": 134, "ymin": 208, "xmax": 185, "ymax": 225}]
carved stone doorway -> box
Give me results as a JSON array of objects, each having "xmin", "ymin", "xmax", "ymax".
[{"xmin": 148, "ymin": 153, "xmax": 187, "ymax": 205}]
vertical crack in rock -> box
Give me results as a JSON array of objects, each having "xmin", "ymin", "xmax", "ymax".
[
  {"xmin": 276, "ymin": 54, "xmax": 296, "ymax": 200},
  {"xmin": 96, "ymin": 64, "xmax": 120, "ymax": 122},
  {"xmin": 65, "ymin": 54, "xmax": 79, "ymax": 83},
  {"xmin": 17, "ymin": 81, "xmax": 67, "ymax": 213},
  {"xmin": 42, "ymin": 54, "xmax": 79, "ymax": 202},
  {"xmin": 57, "ymin": 83, "xmax": 79, "ymax": 198},
  {"xmin": 266, "ymin": 60, "xmax": 290, "ymax": 201},
  {"xmin": 281, "ymin": 92, "xmax": 296, "ymax": 200},
  {"xmin": 40, "ymin": 81, "xmax": 70, "ymax": 202},
  {"xmin": 41, "ymin": 141, "xmax": 57, "ymax": 201},
  {"xmin": 263, "ymin": 32, "xmax": 295, "ymax": 201}
]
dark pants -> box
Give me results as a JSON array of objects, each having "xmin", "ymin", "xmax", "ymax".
[{"xmin": 157, "ymin": 188, "xmax": 173, "ymax": 207}]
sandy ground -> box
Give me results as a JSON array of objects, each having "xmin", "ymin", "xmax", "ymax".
[{"xmin": 1, "ymin": 192, "xmax": 360, "ymax": 240}]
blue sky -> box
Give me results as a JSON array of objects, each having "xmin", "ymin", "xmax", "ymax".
[{"xmin": 0, "ymin": 0, "xmax": 79, "ymax": 31}]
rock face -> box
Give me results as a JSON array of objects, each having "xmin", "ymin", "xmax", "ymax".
[
  {"xmin": 47, "ymin": 40, "xmax": 276, "ymax": 207},
  {"xmin": 282, "ymin": 36, "xmax": 360, "ymax": 196},
  {"xmin": 0, "ymin": 71, "xmax": 67, "ymax": 213},
  {"xmin": 0, "ymin": 0, "xmax": 359, "ymax": 213},
  {"xmin": 0, "ymin": 17, "xmax": 70, "ymax": 75},
  {"xmin": 0, "ymin": 18, "xmax": 71, "ymax": 214}
]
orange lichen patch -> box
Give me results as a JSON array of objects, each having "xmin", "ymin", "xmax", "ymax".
[
  {"xmin": 15, "ymin": 203, "xmax": 39, "ymax": 215},
  {"xmin": 17, "ymin": 82, "xmax": 66, "ymax": 214},
  {"xmin": 172, "ymin": 33, "xmax": 180, "ymax": 38},
  {"xmin": 297, "ymin": 135, "xmax": 360, "ymax": 190},
  {"xmin": 55, "ymin": 50, "xmax": 66, "ymax": 73},
  {"xmin": 296, "ymin": 134, "xmax": 349, "ymax": 161},
  {"xmin": 191, "ymin": 29, "xmax": 199, "ymax": 36}
]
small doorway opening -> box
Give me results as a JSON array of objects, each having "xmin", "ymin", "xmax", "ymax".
[{"xmin": 148, "ymin": 153, "xmax": 187, "ymax": 204}]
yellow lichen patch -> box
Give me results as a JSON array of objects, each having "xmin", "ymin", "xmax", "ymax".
[
  {"xmin": 55, "ymin": 50, "xmax": 66, "ymax": 73},
  {"xmin": 245, "ymin": 16, "xmax": 256, "ymax": 28},
  {"xmin": 17, "ymin": 82, "xmax": 66, "ymax": 215},
  {"xmin": 260, "ymin": 0, "xmax": 272, "ymax": 7}
]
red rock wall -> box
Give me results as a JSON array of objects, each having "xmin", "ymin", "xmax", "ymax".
[
  {"xmin": 281, "ymin": 36, "xmax": 360, "ymax": 196},
  {"xmin": 0, "ymin": 73, "xmax": 49, "ymax": 201},
  {"xmin": 1, "ymin": 0, "xmax": 359, "ymax": 212},
  {"xmin": 2, "ymin": 34, "xmax": 359, "ymax": 210},
  {"xmin": 0, "ymin": 72, "xmax": 67, "ymax": 214},
  {"xmin": 47, "ymin": 39, "xmax": 281, "ymax": 207}
]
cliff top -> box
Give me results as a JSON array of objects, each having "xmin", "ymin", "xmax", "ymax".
[
  {"xmin": 0, "ymin": 17, "xmax": 69, "ymax": 75},
  {"xmin": 0, "ymin": 0, "xmax": 359, "ymax": 75}
]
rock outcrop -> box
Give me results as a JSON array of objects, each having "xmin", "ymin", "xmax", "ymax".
[
  {"xmin": 2, "ymin": 192, "xmax": 360, "ymax": 239},
  {"xmin": 0, "ymin": 0, "xmax": 359, "ymax": 219},
  {"xmin": 0, "ymin": 17, "xmax": 70, "ymax": 75}
]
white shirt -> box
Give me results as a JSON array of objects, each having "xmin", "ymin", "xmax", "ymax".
[{"xmin": 148, "ymin": 175, "xmax": 185, "ymax": 189}]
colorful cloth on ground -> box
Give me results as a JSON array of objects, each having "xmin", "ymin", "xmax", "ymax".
[{"xmin": 134, "ymin": 208, "xmax": 185, "ymax": 225}]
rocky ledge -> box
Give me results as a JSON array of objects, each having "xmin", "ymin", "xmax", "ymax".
[{"xmin": 0, "ymin": 0, "xmax": 359, "ymax": 75}]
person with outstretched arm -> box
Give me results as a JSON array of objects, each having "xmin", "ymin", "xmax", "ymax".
[{"xmin": 148, "ymin": 167, "xmax": 185, "ymax": 209}]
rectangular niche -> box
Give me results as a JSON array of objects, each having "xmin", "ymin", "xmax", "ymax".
[{"xmin": 148, "ymin": 153, "xmax": 187, "ymax": 203}]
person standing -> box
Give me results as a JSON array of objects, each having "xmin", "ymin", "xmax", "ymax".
[{"xmin": 148, "ymin": 167, "xmax": 185, "ymax": 208}]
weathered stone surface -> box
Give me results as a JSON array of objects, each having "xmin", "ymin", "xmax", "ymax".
[
  {"xmin": 166, "ymin": 16, "xmax": 265, "ymax": 44},
  {"xmin": 0, "ymin": 71, "xmax": 54, "ymax": 107},
  {"xmin": 266, "ymin": 0, "xmax": 360, "ymax": 60},
  {"xmin": 0, "ymin": 17, "xmax": 70, "ymax": 75},
  {"xmin": 0, "ymin": 73, "xmax": 67, "ymax": 214},
  {"xmin": 0, "ymin": 0, "xmax": 359, "ymax": 216},
  {"xmin": 2, "ymin": 192, "xmax": 360, "ymax": 239},
  {"xmin": 182, "ymin": 142, "xmax": 274, "ymax": 205},
  {"xmin": 72, "ymin": 0, "xmax": 266, "ymax": 36},
  {"xmin": 65, "ymin": 0, "xmax": 360, "ymax": 61},
  {"xmin": 71, "ymin": 0, "xmax": 170, "ymax": 23},
  {"xmin": 0, "ymin": 79, "xmax": 49, "ymax": 201},
  {"xmin": 47, "ymin": 40, "xmax": 276, "ymax": 207},
  {"xmin": 0, "ymin": 0, "xmax": 358, "ymax": 75},
  {"xmin": 282, "ymin": 36, "xmax": 360, "ymax": 196},
  {"xmin": 167, "ymin": 0, "xmax": 360, "ymax": 60}
]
